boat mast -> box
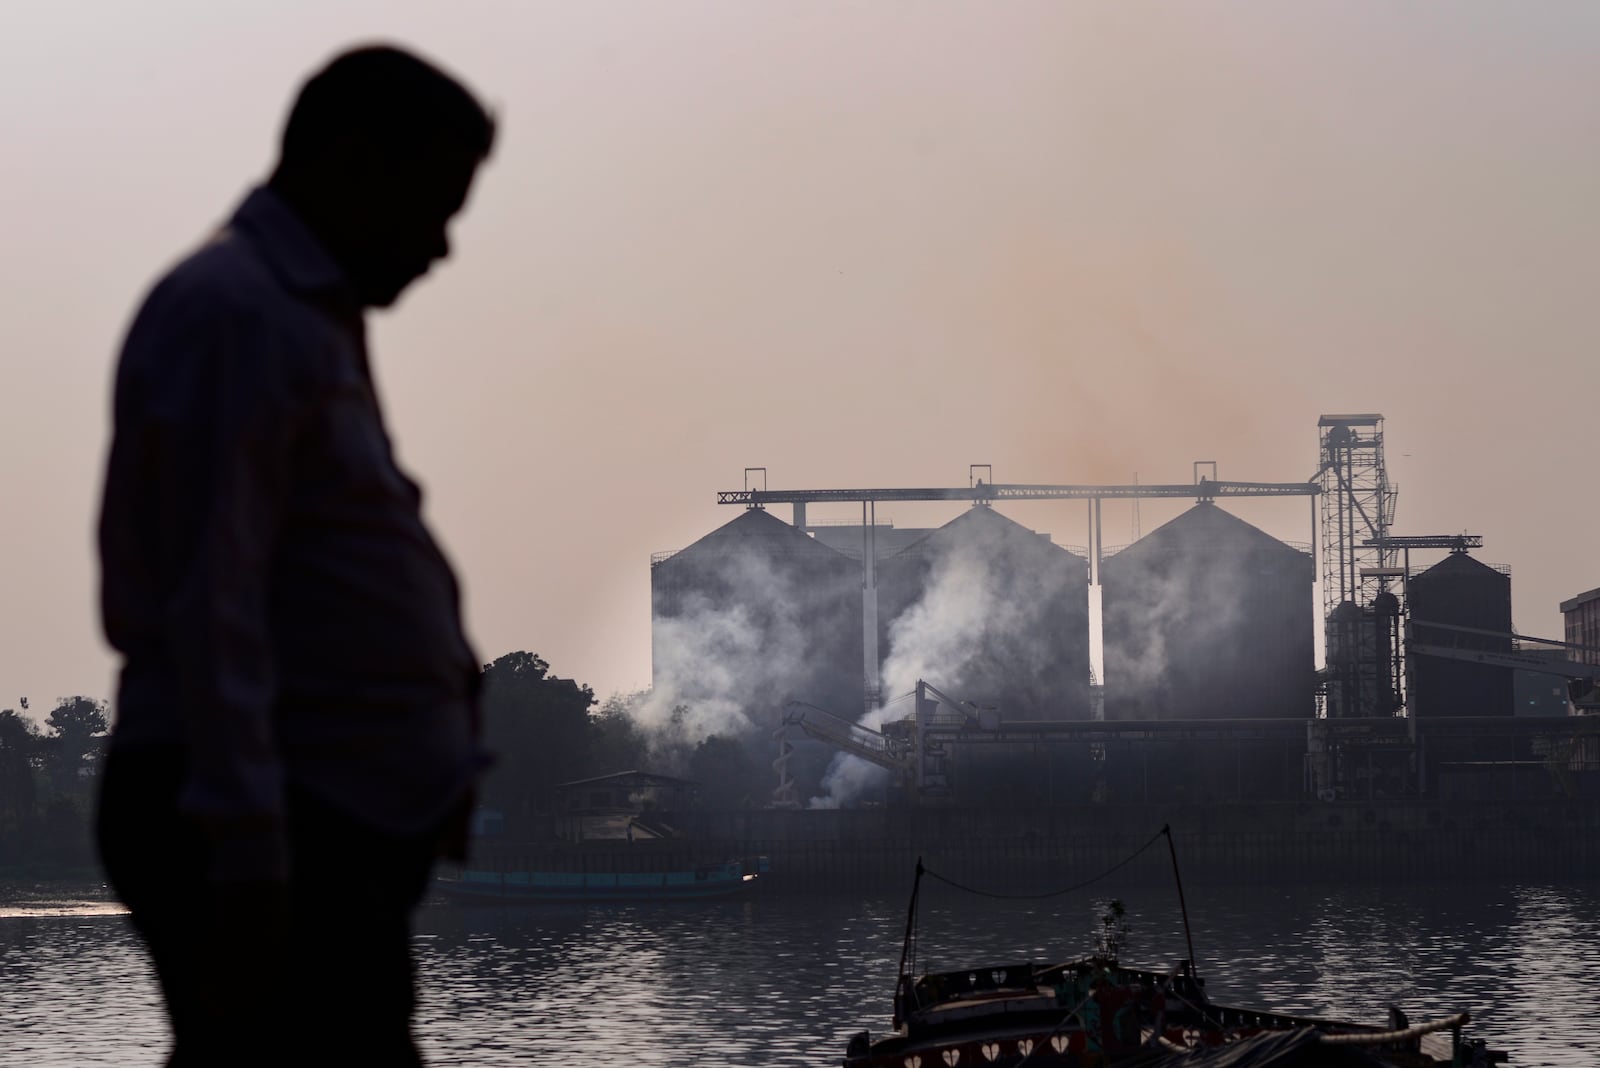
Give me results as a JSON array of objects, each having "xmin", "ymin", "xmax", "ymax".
[
  {"xmin": 1163, "ymin": 824, "xmax": 1200, "ymax": 982},
  {"xmin": 893, "ymin": 857, "xmax": 926, "ymax": 1030}
]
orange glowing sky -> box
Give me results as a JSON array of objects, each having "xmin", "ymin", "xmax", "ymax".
[{"xmin": 3, "ymin": 2, "xmax": 1598, "ymax": 713}]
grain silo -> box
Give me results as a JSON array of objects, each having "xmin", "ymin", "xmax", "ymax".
[
  {"xmin": 1407, "ymin": 551, "xmax": 1513, "ymax": 717},
  {"xmin": 1102, "ymin": 502, "xmax": 1315, "ymax": 720},
  {"xmin": 1323, "ymin": 592, "xmax": 1405, "ymax": 720},
  {"xmin": 651, "ymin": 507, "xmax": 864, "ymax": 718},
  {"xmin": 874, "ymin": 506, "xmax": 1092, "ymax": 719}
]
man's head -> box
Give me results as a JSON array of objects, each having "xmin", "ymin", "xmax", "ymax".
[{"xmin": 270, "ymin": 45, "xmax": 495, "ymax": 308}]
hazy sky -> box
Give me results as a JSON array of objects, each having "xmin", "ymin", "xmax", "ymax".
[{"xmin": 4, "ymin": 2, "xmax": 1598, "ymax": 717}]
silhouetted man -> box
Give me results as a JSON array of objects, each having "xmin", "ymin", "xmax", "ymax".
[{"xmin": 97, "ymin": 46, "xmax": 493, "ymax": 1066}]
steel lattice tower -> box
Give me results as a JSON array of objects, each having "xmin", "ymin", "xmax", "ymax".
[
  {"xmin": 1317, "ymin": 415, "xmax": 1400, "ymax": 717},
  {"xmin": 1317, "ymin": 415, "xmax": 1398, "ymax": 615}
]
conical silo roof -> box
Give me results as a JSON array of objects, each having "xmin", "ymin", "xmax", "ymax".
[
  {"xmin": 1101, "ymin": 502, "xmax": 1307, "ymax": 574},
  {"xmin": 663, "ymin": 507, "xmax": 853, "ymax": 567},
  {"xmin": 1408, "ymin": 550, "xmax": 1511, "ymax": 633},
  {"xmin": 1411, "ymin": 551, "xmax": 1508, "ymax": 585},
  {"xmin": 890, "ymin": 505, "xmax": 1085, "ymax": 564}
]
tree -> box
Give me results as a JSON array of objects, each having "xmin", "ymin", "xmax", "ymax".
[
  {"xmin": 43, "ymin": 696, "xmax": 109, "ymax": 799},
  {"xmin": 46, "ymin": 696, "xmax": 108, "ymax": 754},
  {"xmin": 0, "ymin": 709, "xmax": 41, "ymax": 856},
  {"xmin": 590, "ymin": 692, "xmax": 648, "ymax": 776},
  {"xmin": 477, "ymin": 652, "xmax": 596, "ymax": 820}
]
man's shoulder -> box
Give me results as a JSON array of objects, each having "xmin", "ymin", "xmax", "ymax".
[
  {"xmin": 117, "ymin": 225, "xmax": 345, "ymax": 401},
  {"xmin": 140, "ymin": 227, "xmax": 289, "ymax": 324},
  {"xmin": 123, "ymin": 225, "xmax": 343, "ymax": 377}
]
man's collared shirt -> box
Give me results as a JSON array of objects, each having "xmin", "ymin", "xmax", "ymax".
[{"xmin": 99, "ymin": 186, "xmax": 481, "ymax": 881}]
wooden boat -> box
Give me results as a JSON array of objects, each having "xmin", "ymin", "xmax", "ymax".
[
  {"xmin": 433, "ymin": 857, "xmax": 764, "ymax": 903},
  {"xmin": 844, "ymin": 831, "xmax": 1505, "ymax": 1067},
  {"xmin": 845, "ymin": 955, "xmax": 1502, "ymax": 1067}
]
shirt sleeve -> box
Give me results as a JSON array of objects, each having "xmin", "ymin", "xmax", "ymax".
[{"xmin": 119, "ymin": 270, "xmax": 304, "ymax": 884}]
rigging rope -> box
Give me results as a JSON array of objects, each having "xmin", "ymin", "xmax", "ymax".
[{"xmin": 920, "ymin": 826, "xmax": 1169, "ymax": 901}]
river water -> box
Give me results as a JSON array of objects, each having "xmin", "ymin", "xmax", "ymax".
[{"xmin": 3, "ymin": 879, "xmax": 1597, "ymax": 1066}]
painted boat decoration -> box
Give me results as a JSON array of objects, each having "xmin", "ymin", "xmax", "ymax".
[
  {"xmin": 434, "ymin": 857, "xmax": 765, "ymax": 903},
  {"xmin": 845, "ymin": 829, "xmax": 1506, "ymax": 1067},
  {"xmin": 846, "ymin": 956, "xmax": 1501, "ymax": 1068}
]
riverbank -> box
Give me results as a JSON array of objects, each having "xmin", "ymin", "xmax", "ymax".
[
  {"xmin": 9, "ymin": 797, "xmax": 1596, "ymax": 894},
  {"xmin": 471, "ymin": 797, "xmax": 1600, "ymax": 890}
]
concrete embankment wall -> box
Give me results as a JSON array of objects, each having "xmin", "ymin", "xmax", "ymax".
[{"xmin": 473, "ymin": 800, "xmax": 1600, "ymax": 890}]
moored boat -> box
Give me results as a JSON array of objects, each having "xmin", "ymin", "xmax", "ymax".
[
  {"xmin": 844, "ymin": 830, "xmax": 1505, "ymax": 1067},
  {"xmin": 847, "ymin": 955, "xmax": 1499, "ymax": 1067}
]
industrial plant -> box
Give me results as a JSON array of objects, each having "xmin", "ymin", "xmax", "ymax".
[{"xmin": 648, "ymin": 415, "xmax": 1600, "ymax": 811}]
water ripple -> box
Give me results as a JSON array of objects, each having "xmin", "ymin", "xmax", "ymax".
[{"xmin": 3, "ymin": 882, "xmax": 1596, "ymax": 1066}]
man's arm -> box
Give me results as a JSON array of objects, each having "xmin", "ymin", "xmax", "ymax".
[{"xmin": 114, "ymin": 268, "xmax": 303, "ymax": 884}]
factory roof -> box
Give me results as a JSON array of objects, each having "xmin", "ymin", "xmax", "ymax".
[
  {"xmin": 657, "ymin": 506, "xmax": 853, "ymax": 566},
  {"xmin": 890, "ymin": 504, "xmax": 1085, "ymax": 561},
  {"xmin": 1411, "ymin": 551, "xmax": 1509, "ymax": 584},
  {"xmin": 1101, "ymin": 502, "xmax": 1309, "ymax": 571},
  {"xmin": 1560, "ymin": 586, "xmax": 1600, "ymax": 613},
  {"xmin": 554, "ymin": 770, "xmax": 699, "ymax": 792},
  {"xmin": 809, "ymin": 523, "xmax": 936, "ymax": 559}
]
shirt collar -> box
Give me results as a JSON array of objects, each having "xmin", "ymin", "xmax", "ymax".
[{"xmin": 229, "ymin": 185, "xmax": 352, "ymax": 299}]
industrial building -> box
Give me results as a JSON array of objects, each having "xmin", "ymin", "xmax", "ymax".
[
  {"xmin": 1407, "ymin": 552, "xmax": 1514, "ymax": 718},
  {"xmin": 1561, "ymin": 586, "xmax": 1600, "ymax": 668},
  {"xmin": 875, "ymin": 507, "xmax": 1091, "ymax": 719},
  {"xmin": 809, "ymin": 521, "xmax": 934, "ymax": 560},
  {"xmin": 1101, "ymin": 502, "xmax": 1314, "ymax": 721},
  {"xmin": 650, "ymin": 507, "xmax": 864, "ymax": 719},
  {"xmin": 646, "ymin": 414, "xmax": 1600, "ymax": 807},
  {"xmin": 655, "ymin": 505, "xmax": 1092, "ymax": 723}
]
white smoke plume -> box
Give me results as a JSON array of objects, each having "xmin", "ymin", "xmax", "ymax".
[
  {"xmin": 809, "ymin": 755, "xmax": 888, "ymax": 809},
  {"xmin": 1101, "ymin": 525, "xmax": 1249, "ymax": 716},
  {"xmin": 634, "ymin": 595, "xmax": 781, "ymax": 745},
  {"xmin": 1101, "ymin": 562, "xmax": 1186, "ymax": 702},
  {"xmin": 880, "ymin": 538, "xmax": 1023, "ymax": 702},
  {"xmin": 643, "ymin": 505, "xmax": 1303, "ymax": 805},
  {"xmin": 812, "ymin": 510, "xmax": 1088, "ymax": 808},
  {"xmin": 637, "ymin": 532, "xmax": 860, "ymax": 775}
]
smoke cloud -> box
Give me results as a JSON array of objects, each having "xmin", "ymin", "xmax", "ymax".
[
  {"xmin": 637, "ymin": 504, "xmax": 1313, "ymax": 805},
  {"xmin": 633, "ymin": 594, "xmax": 780, "ymax": 744},
  {"xmin": 809, "ymin": 755, "xmax": 888, "ymax": 809},
  {"xmin": 883, "ymin": 511, "xmax": 1088, "ymax": 714},
  {"xmin": 881, "ymin": 537, "xmax": 1021, "ymax": 702},
  {"xmin": 811, "ymin": 508, "xmax": 1091, "ymax": 807},
  {"xmin": 640, "ymin": 520, "xmax": 866, "ymax": 795}
]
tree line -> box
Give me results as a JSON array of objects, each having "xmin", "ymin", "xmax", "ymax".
[
  {"xmin": 0, "ymin": 697, "xmax": 110, "ymax": 870},
  {"xmin": 0, "ymin": 652, "xmax": 770, "ymax": 869}
]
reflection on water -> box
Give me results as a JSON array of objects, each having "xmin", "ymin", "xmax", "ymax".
[
  {"xmin": 0, "ymin": 902, "xmax": 126, "ymax": 919},
  {"xmin": 413, "ymin": 896, "xmax": 909, "ymax": 1067},
  {"xmin": 3, "ymin": 880, "xmax": 1597, "ymax": 1066}
]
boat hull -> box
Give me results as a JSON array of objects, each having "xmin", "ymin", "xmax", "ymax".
[{"xmin": 845, "ymin": 959, "xmax": 1494, "ymax": 1068}]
